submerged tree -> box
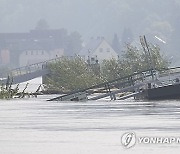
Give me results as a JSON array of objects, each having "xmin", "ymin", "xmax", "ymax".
[
  {"xmin": 101, "ymin": 43, "xmax": 169, "ymax": 81},
  {"xmin": 44, "ymin": 57, "xmax": 102, "ymax": 92},
  {"xmin": 44, "ymin": 42, "xmax": 169, "ymax": 91},
  {"xmin": 101, "ymin": 58, "xmax": 123, "ymax": 81}
]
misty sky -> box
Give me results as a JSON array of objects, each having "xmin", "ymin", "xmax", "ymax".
[
  {"xmin": 0, "ymin": 0, "xmax": 131, "ymax": 39},
  {"xmin": 0, "ymin": 0, "xmax": 178, "ymax": 38},
  {"xmin": 0, "ymin": 0, "xmax": 180, "ymax": 64}
]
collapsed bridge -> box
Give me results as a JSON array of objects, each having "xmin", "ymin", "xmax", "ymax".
[{"xmin": 1, "ymin": 56, "xmax": 180, "ymax": 101}]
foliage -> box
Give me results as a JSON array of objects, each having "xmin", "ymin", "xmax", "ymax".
[
  {"xmin": 0, "ymin": 77, "xmax": 42, "ymax": 99},
  {"xmin": 101, "ymin": 43, "xmax": 169, "ymax": 81},
  {"xmin": 44, "ymin": 43, "xmax": 169, "ymax": 91},
  {"xmin": 101, "ymin": 58, "xmax": 123, "ymax": 81},
  {"xmin": 0, "ymin": 77, "xmax": 18, "ymax": 99},
  {"xmin": 148, "ymin": 44, "xmax": 169, "ymax": 70},
  {"xmin": 44, "ymin": 57, "xmax": 103, "ymax": 92},
  {"xmin": 121, "ymin": 44, "xmax": 145, "ymax": 73}
]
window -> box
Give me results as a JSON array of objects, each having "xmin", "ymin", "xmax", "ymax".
[
  {"xmin": 107, "ymin": 48, "xmax": 110, "ymax": 52},
  {"xmin": 42, "ymin": 50, "xmax": 44, "ymax": 55},
  {"xmin": 31, "ymin": 51, "xmax": 33, "ymax": 55},
  {"xmin": 91, "ymin": 57, "xmax": 95, "ymax": 61},
  {"xmin": 25, "ymin": 51, "xmax": 28, "ymax": 55}
]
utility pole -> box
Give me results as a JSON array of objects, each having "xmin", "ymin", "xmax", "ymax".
[{"xmin": 140, "ymin": 35, "xmax": 155, "ymax": 80}]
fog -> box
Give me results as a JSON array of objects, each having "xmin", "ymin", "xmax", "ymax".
[{"xmin": 0, "ymin": 0, "xmax": 180, "ymax": 65}]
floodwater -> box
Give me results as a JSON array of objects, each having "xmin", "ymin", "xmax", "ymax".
[
  {"xmin": 1, "ymin": 78, "xmax": 180, "ymax": 153},
  {"xmin": 1, "ymin": 99, "xmax": 180, "ymax": 154}
]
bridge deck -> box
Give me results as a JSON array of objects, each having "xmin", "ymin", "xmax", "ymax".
[
  {"xmin": 0, "ymin": 56, "xmax": 68, "ymax": 85},
  {"xmin": 48, "ymin": 69, "xmax": 156, "ymax": 101},
  {"xmin": 1, "ymin": 56, "xmax": 180, "ymax": 101}
]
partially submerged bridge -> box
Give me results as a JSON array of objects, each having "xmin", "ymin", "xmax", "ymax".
[
  {"xmin": 2, "ymin": 35, "xmax": 180, "ymax": 101},
  {"xmin": 1, "ymin": 56, "xmax": 180, "ymax": 101},
  {"xmin": 47, "ymin": 69, "xmax": 156, "ymax": 101},
  {"xmin": 47, "ymin": 67, "xmax": 180, "ymax": 101},
  {"xmin": 0, "ymin": 57, "xmax": 69, "ymax": 85}
]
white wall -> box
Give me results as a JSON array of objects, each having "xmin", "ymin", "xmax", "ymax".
[
  {"xmin": 19, "ymin": 49, "xmax": 65, "ymax": 66},
  {"xmin": 19, "ymin": 50, "xmax": 50, "ymax": 66},
  {"xmin": 93, "ymin": 40, "xmax": 118, "ymax": 62}
]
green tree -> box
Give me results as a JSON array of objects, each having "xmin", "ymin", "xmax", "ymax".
[
  {"xmin": 121, "ymin": 44, "xmax": 144, "ymax": 73},
  {"xmin": 101, "ymin": 58, "xmax": 123, "ymax": 81},
  {"xmin": 45, "ymin": 57, "xmax": 102, "ymax": 92},
  {"xmin": 148, "ymin": 44, "xmax": 169, "ymax": 70},
  {"xmin": 101, "ymin": 43, "xmax": 169, "ymax": 81}
]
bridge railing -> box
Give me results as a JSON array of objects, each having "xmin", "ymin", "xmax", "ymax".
[
  {"xmin": 48, "ymin": 69, "xmax": 156, "ymax": 101},
  {"xmin": 8, "ymin": 62, "xmax": 46, "ymax": 77},
  {"xmin": 158, "ymin": 67, "xmax": 180, "ymax": 77},
  {"xmin": 1, "ymin": 55, "xmax": 85, "ymax": 78}
]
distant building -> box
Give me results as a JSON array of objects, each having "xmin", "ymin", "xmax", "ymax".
[
  {"xmin": 79, "ymin": 37, "xmax": 118, "ymax": 64},
  {"xmin": 19, "ymin": 48, "xmax": 64, "ymax": 66},
  {"xmin": 0, "ymin": 29, "xmax": 65, "ymax": 67}
]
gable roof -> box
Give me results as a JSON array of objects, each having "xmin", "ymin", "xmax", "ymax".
[{"xmin": 79, "ymin": 38, "xmax": 103, "ymax": 55}]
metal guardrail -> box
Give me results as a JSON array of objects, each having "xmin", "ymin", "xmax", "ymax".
[
  {"xmin": 1, "ymin": 56, "xmax": 85, "ymax": 78},
  {"xmin": 48, "ymin": 69, "xmax": 156, "ymax": 101},
  {"xmin": 156, "ymin": 67, "xmax": 180, "ymax": 87},
  {"xmin": 158, "ymin": 67, "xmax": 180, "ymax": 77}
]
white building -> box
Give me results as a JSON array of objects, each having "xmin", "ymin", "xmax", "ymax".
[
  {"xmin": 79, "ymin": 37, "xmax": 118, "ymax": 63},
  {"xmin": 19, "ymin": 48, "xmax": 64, "ymax": 66}
]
